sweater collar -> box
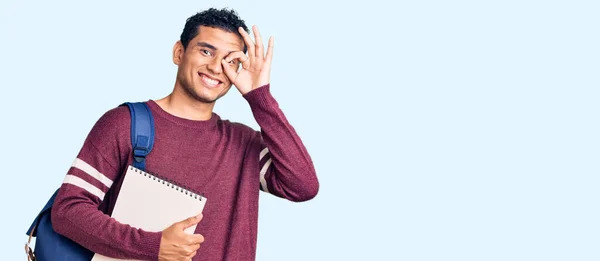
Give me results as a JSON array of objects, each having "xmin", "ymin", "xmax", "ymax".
[{"xmin": 146, "ymin": 100, "xmax": 220, "ymax": 129}]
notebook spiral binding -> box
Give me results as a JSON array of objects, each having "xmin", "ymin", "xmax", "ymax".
[{"xmin": 129, "ymin": 166, "xmax": 205, "ymax": 201}]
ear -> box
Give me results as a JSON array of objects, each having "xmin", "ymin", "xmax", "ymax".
[{"xmin": 173, "ymin": 41, "xmax": 184, "ymax": 65}]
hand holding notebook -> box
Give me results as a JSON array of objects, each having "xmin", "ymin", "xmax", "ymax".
[
  {"xmin": 91, "ymin": 166, "xmax": 207, "ymax": 261},
  {"xmin": 158, "ymin": 214, "xmax": 205, "ymax": 260}
]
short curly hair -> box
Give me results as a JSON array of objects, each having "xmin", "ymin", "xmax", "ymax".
[{"xmin": 180, "ymin": 8, "xmax": 249, "ymax": 52}]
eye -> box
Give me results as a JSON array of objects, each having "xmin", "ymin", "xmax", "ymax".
[{"xmin": 201, "ymin": 49, "xmax": 212, "ymax": 56}]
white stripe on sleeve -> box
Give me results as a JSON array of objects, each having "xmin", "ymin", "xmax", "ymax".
[
  {"xmin": 260, "ymin": 147, "xmax": 269, "ymax": 160},
  {"xmin": 260, "ymin": 158, "xmax": 272, "ymax": 193},
  {"xmin": 72, "ymin": 158, "xmax": 113, "ymax": 187},
  {"xmin": 63, "ymin": 174, "xmax": 106, "ymax": 200}
]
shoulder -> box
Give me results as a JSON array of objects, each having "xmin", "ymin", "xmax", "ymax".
[
  {"xmin": 96, "ymin": 104, "xmax": 131, "ymax": 127},
  {"xmin": 85, "ymin": 104, "xmax": 132, "ymax": 146},
  {"xmin": 92, "ymin": 104, "xmax": 131, "ymax": 133},
  {"xmin": 75, "ymin": 104, "xmax": 135, "ymax": 173}
]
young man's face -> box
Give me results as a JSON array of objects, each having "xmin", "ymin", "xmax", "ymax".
[{"xmin": 174, "ymin": 26, "xmax": 245, "ymax": 104}]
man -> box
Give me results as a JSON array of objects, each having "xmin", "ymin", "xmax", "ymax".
[{"xmin": 51, "ymin": 7, "xmax": 319, "ymax": 261}]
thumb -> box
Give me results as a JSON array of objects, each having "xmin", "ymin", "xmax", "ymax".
[
  {"xmin": 179, "ymin": 214, "xmax": 203, "ymax": 229},
  {"xmin": 221, "ymin": 59, "xmax": 238, "ymax": 83}
]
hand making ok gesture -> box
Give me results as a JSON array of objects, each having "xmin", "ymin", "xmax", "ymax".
[{"xmin": 221, "ymin": 25, "xmax": 274, "ymax": 95}]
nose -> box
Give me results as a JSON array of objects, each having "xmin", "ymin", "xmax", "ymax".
[{"xmin": 207, "ymin": 57, "xmax": 223, "ymax": 74}]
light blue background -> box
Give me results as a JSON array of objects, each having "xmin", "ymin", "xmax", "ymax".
[{"xmin": 1, "ymin": 0, "xmax": 598, "ymax": 260}]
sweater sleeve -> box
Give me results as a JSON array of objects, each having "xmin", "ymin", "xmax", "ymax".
[
  {"xmin": 243, "ymin": 84, "xmax": 319, "ymax": 202},
  {"xmin": 50, "ymin": 106, "xmax": 162, "ymax": 260}
]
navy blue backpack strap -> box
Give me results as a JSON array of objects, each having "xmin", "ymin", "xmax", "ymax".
[{"xmin": 121, "ymin": 102, "xmax": 155, "ymax": 171}]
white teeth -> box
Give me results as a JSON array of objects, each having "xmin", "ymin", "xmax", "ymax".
[{"xmin": 201, "ymin": 74, "xmax": 219, "ymax": 87}]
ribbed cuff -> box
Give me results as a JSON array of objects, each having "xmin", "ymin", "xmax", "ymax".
[
  {"xmin": 139, "ymin": 231, "xmax": 163, "ymax": 261},
  {"xmin": 243, "ymin": 84, "xmax": 276, "ymax": 109}
]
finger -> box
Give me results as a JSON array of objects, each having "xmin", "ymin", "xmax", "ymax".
[
  {"xmin": 191, "ymin": 243, "xmax": 201, "ymax": 250},
  {"xmin": 221, "ymin": 59, "xmax": 239, "ymax": 81},
  {"xmin": 225, "ymin": 51, "xmax": 250, "ymax": 69},
  {"xmin": 225, "ymin": 51, "xmax": 247, "ymax": 62},
  {"xmin": 180, "ymin": 246, "xmax": 198, "ymax": 261},
  {"xmin": 252, "ymin": 25, "xmax": 263, "ymax": 58},
  {"xmin": 187, "ymin": 233, "xmax": 205, "ymax": 245},
  {"xmin": 265, "ymin": 36, "xmax": 274, "ymax": 65},
  {"xmin": 185, "ymin": 250, "xmax": 198, "ymax": 260},
  {"xmin": 238, "ymin": 27, "xmax": 255, "ymax": 60},
  {"xmin": 179, "ymin": 214, "xmax": 202, "ymax": 229},
  {"xmin": 184, "ymin": 244, "xmax": 200, "ymax": 254}
]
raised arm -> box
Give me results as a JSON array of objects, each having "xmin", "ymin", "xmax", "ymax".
[
  {"xmin": 221, "ymin": 25, "xmax": 319, "ymax": 202},
  {"xmin": 246, "ymin": 85, "xmax": 319, "ymax": 201}
]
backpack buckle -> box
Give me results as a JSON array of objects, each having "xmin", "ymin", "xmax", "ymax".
[{"xmin": 133, "ymin": 147, "xmax": 147, "ymax": 163}]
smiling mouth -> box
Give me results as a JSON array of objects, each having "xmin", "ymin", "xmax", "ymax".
[{"xmin": 199, "ymin": 73, "xmax": 222, "ymax": 88}]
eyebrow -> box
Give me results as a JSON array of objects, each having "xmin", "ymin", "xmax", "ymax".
[
  {"xmin": 196, "ymin": 41, "xmax": 239, "ymax": 56},
  {"xmin": 196, "ymin": 42, "xmax": 217, "ymax": 50}
]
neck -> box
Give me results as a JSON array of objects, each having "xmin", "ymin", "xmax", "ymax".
[{"xmin": 155, "ymin": 84, "xmax": 215, "ymax": 121}]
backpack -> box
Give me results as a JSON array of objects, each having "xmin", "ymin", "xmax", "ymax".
[{"xmin": 25, "ymin": 102, "xmax": 155, "ymax": 261}]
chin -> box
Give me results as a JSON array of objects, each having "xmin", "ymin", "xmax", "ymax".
[
  {"xmin": 200, "ymin": 87, "xmax": 233, "ymax": 103},
  {"xmin": 194, "ymin": 92, "xmax": 221, "ymax": 103},
  {"xmin": 180, "ymin": 85, "xmax": 215, "ymax": 104}
]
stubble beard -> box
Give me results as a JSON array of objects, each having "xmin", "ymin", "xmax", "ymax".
[{"xmin": 182, "ymin": 82, "xmax": 228, "ymax": 104}]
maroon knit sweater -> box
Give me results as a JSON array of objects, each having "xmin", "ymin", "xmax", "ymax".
[{"xmin": 51, "ymin": 84, "xmax": 319, "ymax": 260}]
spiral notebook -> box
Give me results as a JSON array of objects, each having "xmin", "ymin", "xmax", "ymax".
[{"xmin": 91, "ymin": 166, "xmax": 207, "ymax": 261}]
